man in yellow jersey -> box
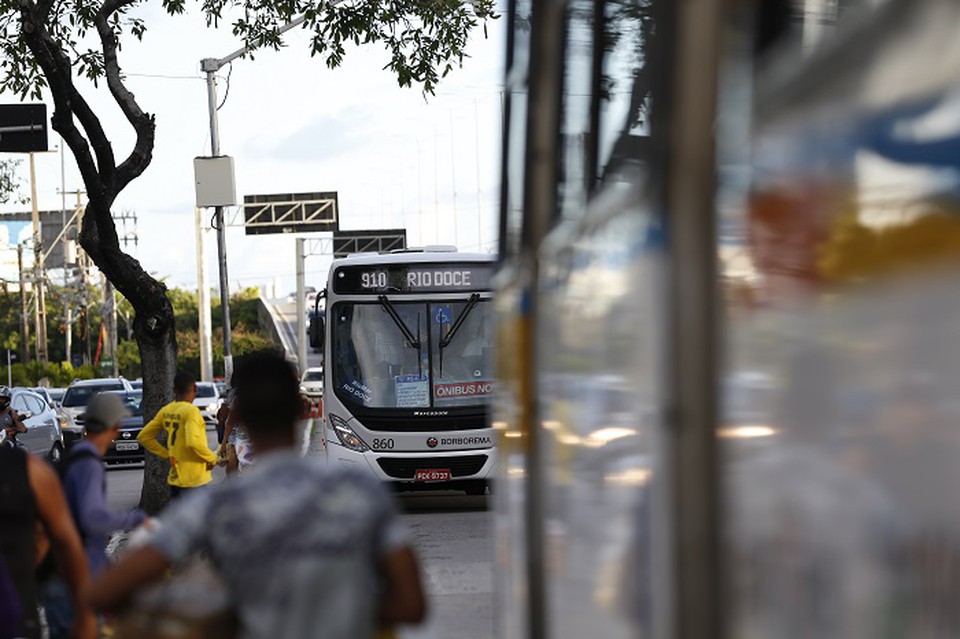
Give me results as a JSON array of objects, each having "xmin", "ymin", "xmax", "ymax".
[{"xmin": 138, "ymin": 372, "xmax": 217, "ymax": 499}]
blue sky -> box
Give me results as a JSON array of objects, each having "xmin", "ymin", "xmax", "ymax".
[{"xmin": 3, "ymin": 3, "xmax": 505, "ymax": 297}]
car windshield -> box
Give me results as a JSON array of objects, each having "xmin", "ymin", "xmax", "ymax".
[
  {"xmin": 303, "ymin": 370, "xmax": 324, "ymax": 382},
  {"xmin": 195, "ymin": 383, "xmax": 217, "ymax": 398},
  {"xmin": 62, "ymin": 383, "xmax": 125, "ymax": 407},
  {"xmin": 332, "ymin": 300, "xmax": 492, "ymax": 410},
  {"xmin": 107, "ymin": 391, "xmax": 143, "ymax": 417}
]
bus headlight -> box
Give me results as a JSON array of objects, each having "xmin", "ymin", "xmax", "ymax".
[{"xmin": 329, "ymin": 413, "xmax": 369, "ymax": 452}]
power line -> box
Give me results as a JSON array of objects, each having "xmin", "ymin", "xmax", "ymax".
[{"xmin": 125, "ymin": 72, "xmax": 204, "ymax": 81}]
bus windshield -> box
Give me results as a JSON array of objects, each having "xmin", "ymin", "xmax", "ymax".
[{"xmin": 332, "ymin": 299, "xmax": 493, "ymax": 410}]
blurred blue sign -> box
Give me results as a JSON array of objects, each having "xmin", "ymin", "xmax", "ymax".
[{"xmin": 435, "ymin": 306, "xmax": 452, "ymax": 325}]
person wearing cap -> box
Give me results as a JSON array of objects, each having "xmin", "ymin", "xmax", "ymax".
[
  {"xmin": 0, "ymin": 386, "xmax": 27, "ymax": 448},
  {"xmin": 38, "ymin": 391, "xmax": 147, "ymax": 639},
  {"xmin": 64, "ymin": 391, "xmax": 148, "ymax": 574}
]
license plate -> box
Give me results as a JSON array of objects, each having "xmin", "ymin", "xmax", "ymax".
[
  {"xmin": 115, "ymin": 442, "xmax": 139, "ymax": 452},
  {"xmin": 414, "ymin": 468, "xmax": 451, "ymax": 482}
]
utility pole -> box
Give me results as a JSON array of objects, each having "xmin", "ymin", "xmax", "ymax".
[
  {"xmin": 70, "ymin": 191, "xmax": 92, "ymax": 367},
  {"xmin": 17, "ymin": 245, "xmax": 30, "ymax": 364},
  {"xmin": 102, "ymin": 276, "xmax": 118, "ymax": 376},
  {"xmin": 200, "ymin": 59, "xmax": 233, "ymax": 377},
  {"xmin": 296, "ymin": 238, "xmax": 306, "ymax": 374},
  {"xmin": 61, "ymin": 145, "xmax": 71, "ymax": 365},
  {"xmin": 195, "ymin": 207, "xmax": 213, "ymax": 381},
  {"xmin": 80, "ymin": 252, "xmax": 91, "ymax": 367},
  {"xmin": 29, "ymin": 152, "xmax": 48, "ymax": 364},
  {"xmin": 58, "ymin": 189, "xmax": 86, "ymax": 365}
]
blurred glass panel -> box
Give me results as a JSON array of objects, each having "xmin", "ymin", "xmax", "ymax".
[
  {"xmin": 596, "ymin": 0, "xmax": 655, "ymax": 183},
  {"xmin": 534, "ymin": 0, "xmax": 671, "ymax": 635},
  {"xmin": 722, "ymin": 3, "xmax": 960, "ymax": 637},
  {"xmin": 494, "ymin": 2, "xmax": 534, "ymax": 637},
  {"xmin": 492, "ymin": 270, "xmax": 532, "ymax": 639},
  {"xmin": 501, "ymin": 0, "xmax": 533, "ymax": 258},
  {"xmin": 538, "ymin": 196, "xmax": 668, "ymax": 639},
  {"xmin": 557, "ymin": 1, "xmax": 597, "ymax": 220}
]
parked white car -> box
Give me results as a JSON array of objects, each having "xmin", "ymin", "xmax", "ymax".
[
  {"xmin": 192, "ymin": 381, "xmax": 220, "ymax": 428},
  {"xmin": 300, "ymin": 367, "xmax": 323, "ymax": 398}
]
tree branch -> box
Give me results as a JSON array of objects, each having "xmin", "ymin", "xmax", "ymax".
[
  {"xmin": 18, "ymin": 0, "xmax": 102, "ymax": 192},
  {"xmin": 19, "ymin": 0, "xmax": 118, "ymax": 201},
  {"xmin": 96, "ymin": 0, "xmax": 155, "ymax": 193},
  {"xmin": 78, "ymin": 202, "xmax": 173, "ymax": 347}
]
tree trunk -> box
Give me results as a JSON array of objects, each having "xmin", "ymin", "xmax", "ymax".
[{"xmin": 136, "ymin": 320, "xmax": 177, "ymax": 514}]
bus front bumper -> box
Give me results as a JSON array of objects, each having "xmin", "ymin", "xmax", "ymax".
[{"xmin": 325, "ymin": 444, "xmax": 497, "ymax": 486}]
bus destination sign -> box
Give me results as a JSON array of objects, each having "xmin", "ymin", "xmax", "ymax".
[{"xmin": 334, "ymin": 263, "xmax": 494, "ymax": 294}]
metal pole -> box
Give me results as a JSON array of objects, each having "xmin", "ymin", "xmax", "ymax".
[
  {"xmin": 203, "ymin": 65, "xmax": 233, "ymax": 369},
  {"xmin": 61, "ymin": 143, "xmax": 71, "ymax": 364},
  {"xmin": 17, "ymin": 245, "xmax": 30, "ymax": 364},
  {"xmin": 666, "ymin": 0, "xmax": 725, "ymax": 637},
  {"xmin": 6, "ymin": 350, "xmax": 10, "ymax": 387},
  {"xmin": 29, "ymin": 153, "xmax": 48, "ymax": 365},
  {"xmin": 517, "ymin": 1, "xmax": 566, "ymax": 636},
  {"xmin": 31, "ymin": 258, "xmax": 40, "ymax": 363},
  {"xmin": 199, "ymin": 14, "xmax": 309, "ymax": 378},
  {"xmin": 449, "ymin": 109, "xmax": 459, "ymax": 247},
  {"xmin": 76, "ymin": 193, "xmax": 91, "ymax": 367},
  {"xmin": 196, "ymin": 207, "xmax": 214, "ymax": 381},
  {"xmin": 104, "ymin": 278, "xmax": 118, "ymax": 376},
  {"xmin": 474, "ymin": 98, "xmax": 483, "ymax": 250},
  {"xmin": 296, "ymin": 238, "xmax": 307, "ymax": 375}
]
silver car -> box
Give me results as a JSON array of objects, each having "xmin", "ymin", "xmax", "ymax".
[
  {"xmin": 0, "ymin": 388, "xmax": 65, "ymax": 463},
  {"xmin": 31, "ymin": 387, "xmax": 81, "ymax": 451}
]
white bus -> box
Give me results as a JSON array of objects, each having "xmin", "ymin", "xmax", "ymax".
[{"xmin": 310, "ymin": 247, "xmax": 495, "ymax": 495}]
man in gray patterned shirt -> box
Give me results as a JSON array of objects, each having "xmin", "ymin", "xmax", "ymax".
[{"xmin": 90, "ymin": 351, "xmax": 426, "ymax": 639}]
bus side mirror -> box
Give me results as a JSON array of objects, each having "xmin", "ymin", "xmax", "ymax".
[
  {"xmin": 309, "ymin": 290, "xmax": 326, "ymax": 351},
  {"xmin": 309, "ymin": 315, "xmax": 324, "ymax": 350}
]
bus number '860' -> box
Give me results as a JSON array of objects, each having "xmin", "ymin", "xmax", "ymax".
[{"xmin": 372, "ymin": 438, "xmax": 395, "ymax": 450}]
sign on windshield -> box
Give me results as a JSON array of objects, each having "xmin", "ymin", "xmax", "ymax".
[{"xmin": 333, "ymin": 262, "xmax": 494, "ymax": 294}]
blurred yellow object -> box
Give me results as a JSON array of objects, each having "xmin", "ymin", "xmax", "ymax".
[{"xmin": 375, "ymin": 628, "xmax": 397, "ymax": 639}]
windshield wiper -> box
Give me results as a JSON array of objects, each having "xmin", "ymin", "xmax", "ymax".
[{"xmin": 377, "ymin": 295, "xmax": 422, "ymax": 350}]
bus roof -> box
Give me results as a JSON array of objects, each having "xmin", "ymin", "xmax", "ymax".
[{"xmin": 333, "ymin": 249, "xmax": 494, "ymax": 268}]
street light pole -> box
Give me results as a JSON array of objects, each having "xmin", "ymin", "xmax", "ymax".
[
  {"xmin": 61, "ymin": 143, "xmax": 71, "ymax": 365},
  {"xmin": 200, "ymin": 59, "xmax": 233, "ymax": 372},
  {"xmin": 200, "ymin": 14, "xmax": 305, "ymax": 379}
]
